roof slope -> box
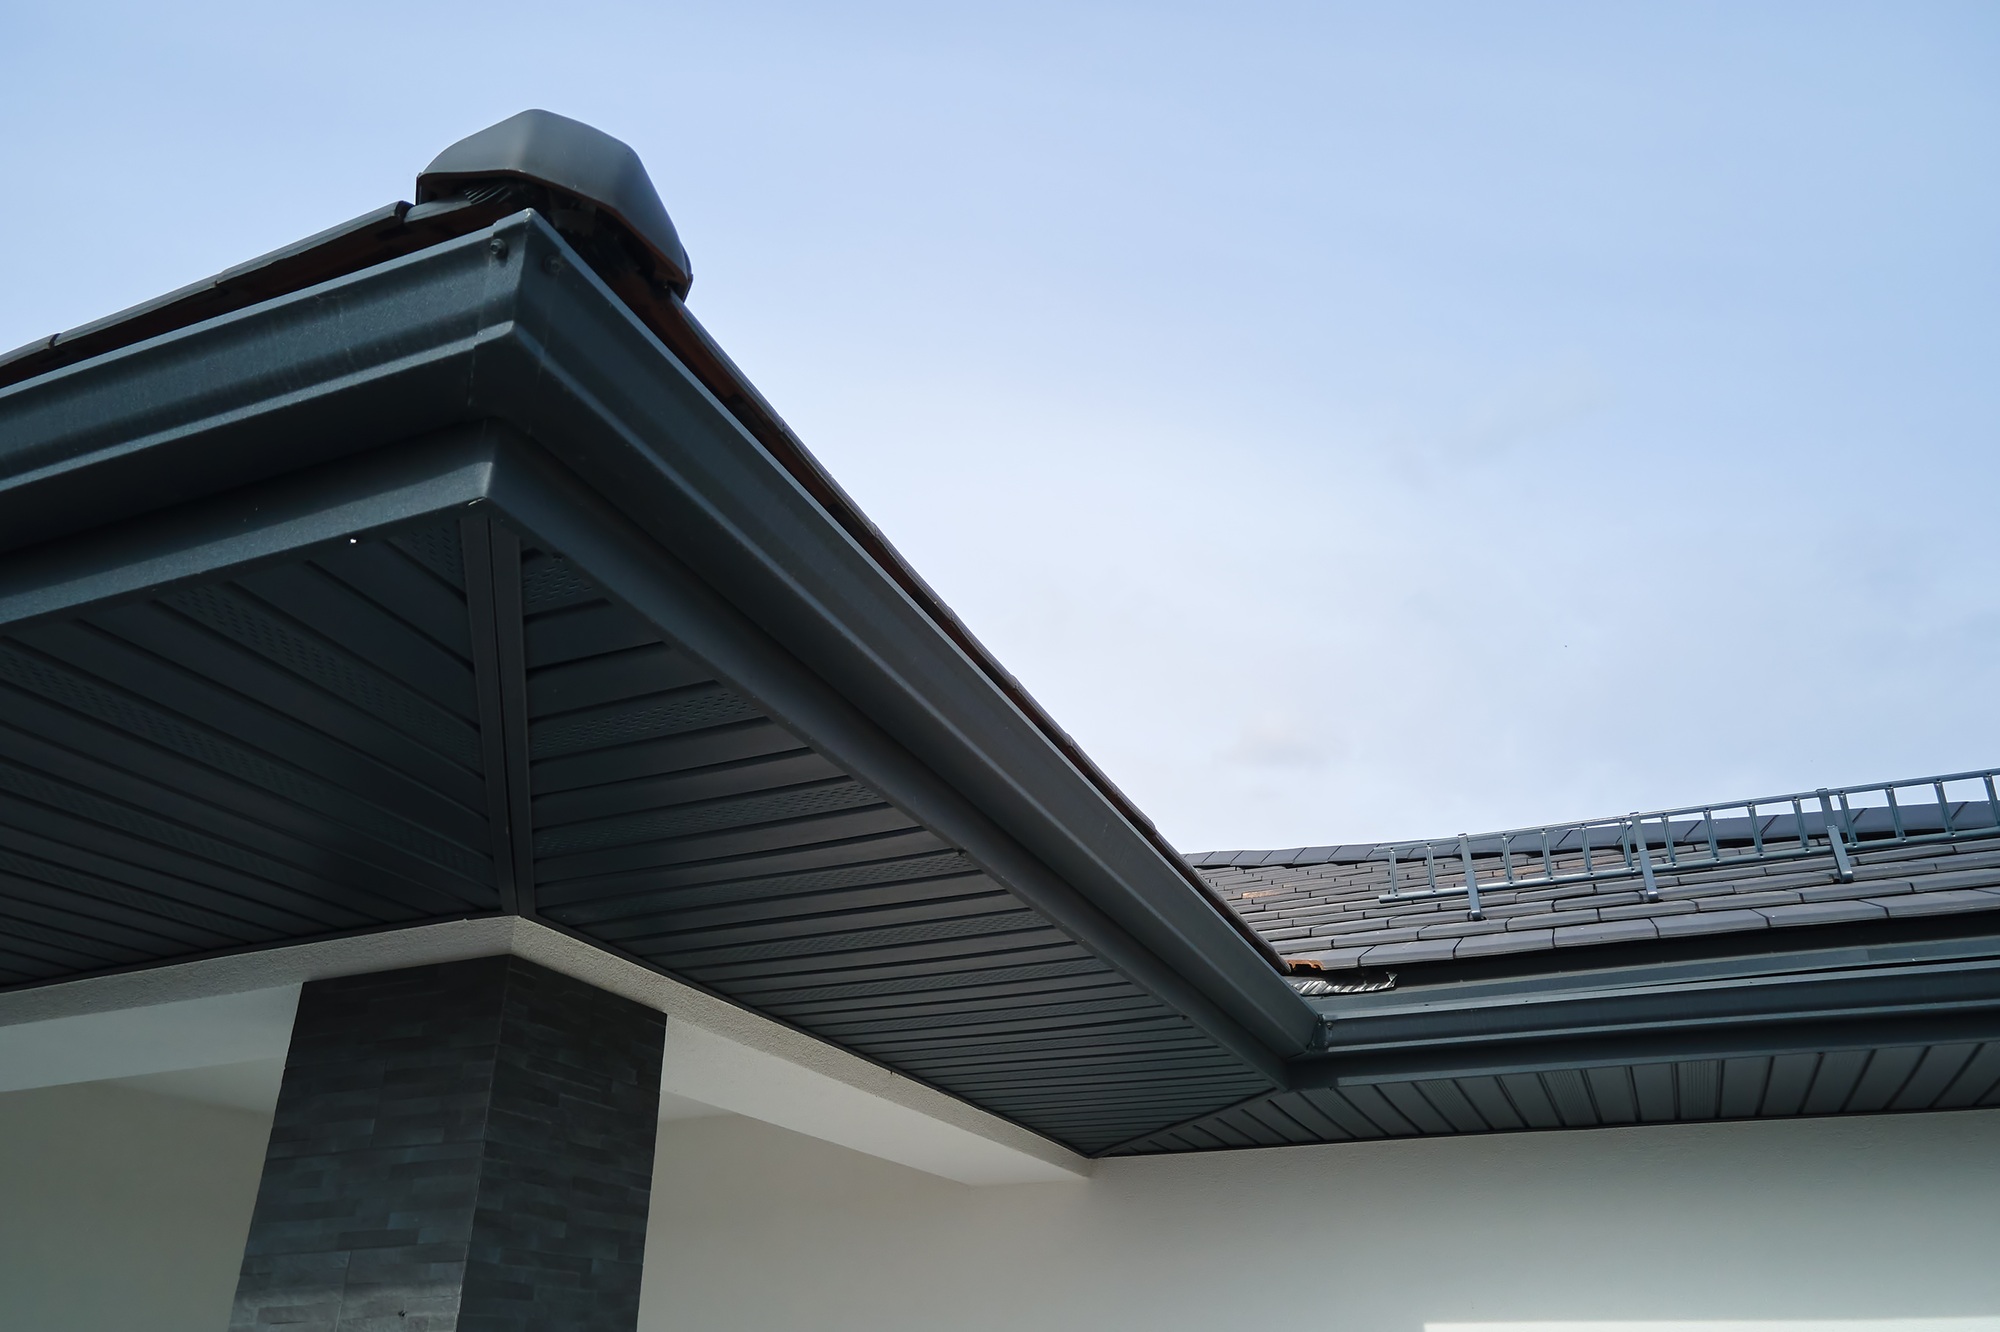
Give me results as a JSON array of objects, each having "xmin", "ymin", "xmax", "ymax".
[{"xmin": 1198, "ymin": 812, "xmax": 2000, "ymax": 972}]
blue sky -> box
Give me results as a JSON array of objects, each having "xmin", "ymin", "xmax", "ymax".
[{"xmin": 3, "ymin": 2, "xmax": 1996, "ymax": 850}]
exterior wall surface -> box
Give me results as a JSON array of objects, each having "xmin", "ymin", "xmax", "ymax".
[
  {"xmin": 1, "ymin": 1077, "xmax": 1996, "ymax": 1332},
  {"xmin": 0, "ymin": 1080, "xmax": 269, "ymax": 1332},
  {"xmin": 638, "ymin": 1111, "xmax": 2000, "ymax": 1332}
]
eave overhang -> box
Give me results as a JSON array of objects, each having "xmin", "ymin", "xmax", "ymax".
[
  {"xmin": 0, "ymin": 209, "xmax": 1315, "ymax": 1152},
  {"xmin": 1104, "ymin": 924, "xmax": 2000, "ymax": 1153},
  {"xmin": 14, "ymin": 195, "xmax": 1989, "ymax": 1162}
]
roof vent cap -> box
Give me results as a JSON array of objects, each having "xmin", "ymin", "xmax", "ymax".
[{"xmin": 418, "ymin": 109, "xmax": 691, "ymax": 297}]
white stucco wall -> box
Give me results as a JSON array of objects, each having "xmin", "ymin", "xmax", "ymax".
[
  {"xmin": 2, "ymin": 1077, "xmax": 1996, "ymax": 1332},
  {"xmin": 0, "ymin": 1080, "xmax": 269, "ymax": 1332},
  {"xmin": 637, "ymin": 1110, "xmax": 2000, "ymax": 1332}
]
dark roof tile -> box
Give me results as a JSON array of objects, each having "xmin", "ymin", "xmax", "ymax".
[
  {"xmin": 1283, "ymin": 947, "xmax": 1369, "ymax": 970},
  {"xmin": 1876, "ymin": 889, "xmax": 2000, "ymax": 917},
  {"xmin": 1417, "ymin": 918, "xmax": 1509, "ymax": 938},
  {"xmin": 1916, "ymin": 868, "xmax": 2000, "ymax": 892},
  {"xmin": 1331, "ymin": 926, "xmax": 1426, "ymax": 947},
  {"xmin": 1601, "ymin": 900, "xmax": 1696, "ymax": 920},
  {"xmin": 1759, "ymin": 900, "xmax": 1889, "ymax": 927},
  {"xmin": 1654, "ymin": 908, "xmax": 1769, "ymax": 936},
  {"xmin": 1701, "ymin": 890, "xmax": 1800, "ymax": 910},
  {"xmin": 1552, "ymin": 918, "xmax": 1659, "ymax": 948},
  {"xmin": 1456, "ymin": 928, "xmax": 1554, "ymax": 956},
  {"xmin": 1800, "ymin": 879, "xmax": 1912, "ymax": 902},
  {"xmin": 1361, "ymin": 939, "xmax": 1460, "ymax": 965},
  {"xmin": 1506, "ymin": 910, "xmax": 1597, "ymax": 930}
]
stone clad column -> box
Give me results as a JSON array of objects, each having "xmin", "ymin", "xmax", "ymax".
[{"xmin": 229, "ymin": 957, "xmax": 665, "ymax": 1332}]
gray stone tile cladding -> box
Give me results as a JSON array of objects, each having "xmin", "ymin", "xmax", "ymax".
[{"xmin": 228, "ymin": 955, "xmax": 665, "ymax": 1332}]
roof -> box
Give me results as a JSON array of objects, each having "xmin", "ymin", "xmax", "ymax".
[{"xmin": 1199, "ymin": 802, "xmax": 2000, "ymax": 973}]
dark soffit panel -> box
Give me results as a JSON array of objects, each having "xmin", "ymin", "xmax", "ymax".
[
  {"xmin": 1105, "ymin": 1009, "xmax": 2000, "ymax": 1154},
  {"xmin": 0, "ymin": 517, "xmax": 499, "ymax": 983}
]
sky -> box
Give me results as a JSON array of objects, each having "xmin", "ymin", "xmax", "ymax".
[{"xmin": 2, "ymin": 2, "xmax": 1996, "ymax": 852}]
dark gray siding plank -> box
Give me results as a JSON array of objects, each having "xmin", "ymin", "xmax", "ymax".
[
  {"xmin": 1456, "ymin": 1076, "xmax": 1528, "ymax": 1131},
  {"xmin": 1541, "ymin": 1069, "xmax": 1600, "ymax": 1126},
  {"xmin": 532, "ymin": 751, "xmax": 836, "ymax": 826},
  {"xmin": 91, "ymin": 603, "xmax": 484, "ymax": 808},
  {"xmin": 1933, "ymin": 1044, "xmax": 2000, "ymax": 1108},
  {"xmin": 1415, "ymin": 1078, "xmax": 1489, "ymax": 1132},
  {"xmin": 1502, "ymin": 1072, "xmax": 1562, "ymax": 1128},
  {"xmin": 1675, "ymin": 1060, "xmax": 1721, "ymax": 1119},
  {"xmin": 1296, "ymin": 1088, "xmax": 1389, "ymax": 1139},
  {"xmin": 1802, "ymin": 1050, "xmax": 1872, "ymax": 1114},
  {"xmin": 526, "ymin": 644, "xmax": 714, "ymax": 716},
  {"xmin": 1337, "ymin": 1084, "xmax": 1419, "ymax": 1136},
  {"xmin": 529, "ymin": 721, "xmax": 806, "ymax": 795},
  {"xmin": 1891, "ymin": 1044, "xmax": 1977, "ymax": 1110},
  {"xmin": 1585, "ymin": 1066, "xmax": 1639, "ymax": 1124},
  {"xmin": 1718, "ymin": 1057, "xmax": 1772, "ymax": 1118},
  {"xmin": 1761, "ymin": 1053, "xmax": 1820, "ymax": 1115},
  {"xmin": 16, "ymin": 621, "xmax": 487, "ymax": 849},
  {"xmin": 523, "ymin": 602, "xmax": 662, "ymax": 668},
  {"xmin": 538, "ymin": 828, "xmax": 952, "ymax": 905},
  {"xmin": 312, "ymin": 540, "xmax": 473, "ymax": 658},
  {"xmin": 1845, "ymin": 1046, "xmax": 1925, "ymax": 1112},
  {"xmin": 234, "ymin": 564, "xmax": 478, "ymax": 715},
  {"xmin": 161, "ymin": 579, "xmax": 480, "ymax": 769},
  {"xmin": 1374, "ymin": 1083, "xmax": 1452, "ymax": 1134},
  {"xmin": 1266, "ymin": 1091, "xmax": 1355, "ymax": 1141}
]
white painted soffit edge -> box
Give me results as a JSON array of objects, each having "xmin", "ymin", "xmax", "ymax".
[{"xmin": 0, "ymin": 917, "xmax": 1091, "ymax": 1186}]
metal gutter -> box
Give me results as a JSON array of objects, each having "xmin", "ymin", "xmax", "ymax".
[{"xmin": 1299, "ymin": 951, "xmax": 2000, "ymax": 1062}]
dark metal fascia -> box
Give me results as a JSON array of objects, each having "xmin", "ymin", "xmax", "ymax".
[
  {"xmin": 0, "ymin": 216, "xmax": 1314, "ymax": 1062},
  {"xmin": 1308, "ymin": 927, "xmax": 2000, "ymax": 1016},
  {"xmin": 0, "ymin": 197, "xmax": 523, "ymax": 395},
  {"xmin": 0, "ymin": 425, "xmax": 506, "ymax": 633},
  {"xmin": 1299, "ymin": 1007, "xmax": 2000, "ymax": 1087},
  {"xmin": 0, "ymin": 222, "xmax": 513, "ymax": 559},
  {"xmin": 1295, "ymin": 953, "xmax": 2000, "ymax": 1069}
]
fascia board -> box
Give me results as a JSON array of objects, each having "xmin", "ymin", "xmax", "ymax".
[
  {"xmin": 1300, "ymin": 954, "xmax": 2000, "ymax": 1065},
  {"xmin": 0, "ymin": 425, "xmax": 503, "ymax": 632},
  {"xmin": 0, "ymin": 212, "xmax": 1314, "ymax": 1063},
  {"xmin": 1297, "ymin": 1008, "xmax": 2000, "ymax": 1087},
  {"xmin": 0, "ymin": 224, "xmax": 512, "ymax": 557}
]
